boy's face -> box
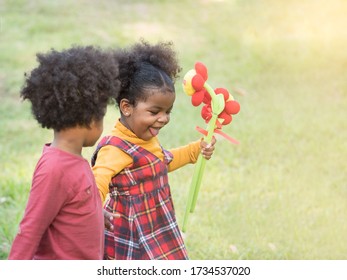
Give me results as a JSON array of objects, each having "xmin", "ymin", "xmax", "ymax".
[
  {"xmin": 121, "ymin": 89, "xmax": 175, "ymax": 141},
  {"xmin": 84, "ymin": 118, "xmax": 104, "ymax": 147}
]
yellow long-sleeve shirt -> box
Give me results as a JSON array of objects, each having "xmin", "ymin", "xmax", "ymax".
[{"xmin": 92, "ymin": 120, "xmax": 201, "ymax": 202}]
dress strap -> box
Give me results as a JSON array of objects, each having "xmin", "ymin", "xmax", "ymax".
[{"xmin": 91, "ymin": 136, "xmax": 130, "ymax": 166}]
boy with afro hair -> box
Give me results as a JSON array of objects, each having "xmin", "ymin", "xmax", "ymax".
[{"xmin": 9, "ymin": 46, "xmax": 120, "ymax": 260}]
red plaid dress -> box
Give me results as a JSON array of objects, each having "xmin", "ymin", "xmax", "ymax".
[{"xmin": 91, "ymin": 136, "xmax": 188, "ymax": 260}]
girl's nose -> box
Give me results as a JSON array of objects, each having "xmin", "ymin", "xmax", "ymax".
[{"xmin": 158, "ymin": 113, "xmax": 170, "ymax": 124}]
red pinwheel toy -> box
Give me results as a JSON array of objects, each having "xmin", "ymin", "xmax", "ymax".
[{"xmin": 182, "ymin": 62, "xmax": 240, "ymax": 232}]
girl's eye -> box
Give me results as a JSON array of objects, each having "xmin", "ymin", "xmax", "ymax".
[{"xmin": 149, "ymin": 109, "xmax": 172, "ymax": 116}]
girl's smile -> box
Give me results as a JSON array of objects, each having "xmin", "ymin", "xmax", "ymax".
[{"xmin": 120, "ymin": 88, "xmax": 176, "ymax": 141}]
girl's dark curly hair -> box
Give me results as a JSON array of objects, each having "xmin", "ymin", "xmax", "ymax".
[
  {"xmin": 114, "ymin": 40, "xmax": 181, "ymax": 107},
  {"xmin": 21, "ymin": 46, "xmax": 120, "ymax": 131}
]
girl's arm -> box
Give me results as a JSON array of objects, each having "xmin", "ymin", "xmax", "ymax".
[
  {"xmin": 92, "ymin": 145, "xmax": 132, "ymax": 202},
  {"xmin": 168, "ymin": 137, "xmax": 216, "ymax": 172}
]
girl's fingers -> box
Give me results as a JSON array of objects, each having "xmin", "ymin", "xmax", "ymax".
[
  {"xmin": 103, "ymin": 210, "xmax": 120, "ymax": 231},
  {"xmin": 200, "ymin": 136, "xmax": 216, "ymax": 159}
]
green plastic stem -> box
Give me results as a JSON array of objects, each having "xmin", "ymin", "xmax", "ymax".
[{"xmin": 182, "ymin": 82, "xmax": 221, "ymax": 232}]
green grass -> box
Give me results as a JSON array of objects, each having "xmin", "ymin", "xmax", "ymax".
[{"xmin": 1, "ymin": 0, "xmax": 346, "ymax": 260}]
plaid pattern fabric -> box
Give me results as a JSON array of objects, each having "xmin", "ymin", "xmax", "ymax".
[{"xmin": 92, "ymin": 136, "xmax": 188, "ymax": 260}]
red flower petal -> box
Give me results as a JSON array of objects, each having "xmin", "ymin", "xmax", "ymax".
[
  {"xmin": 191, "ymin": 90, "xmax": 205, "ymax": 106},
  {"xmin": 195, "ymin": 62, "xmax": 208, "ymax": 81},
  {"xmin": 218, "ymin": 111, "xmax": 232, "ymax": 125},
  {"xmin": 191, "ymin": 74, "xmax": 205, "ymax": 91},
  {"xmin": 201, "ymin": 104, "xmax": 212, "ymax": 122},
  {"xmin": 215, "ymin": 87, "xmax": 230, "ymax": 101},
  {"xmin": 202, "ymin": 89, "xmax": 211, "ymax": 104},
  {"xmin": 225, "ymin": 100, "xmax": 240, "ymax": 115}
]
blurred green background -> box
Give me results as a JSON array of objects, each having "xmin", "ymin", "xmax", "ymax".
[{"xmin": 1, "ymin": 0, "xmax": 346, "ymax": 259}]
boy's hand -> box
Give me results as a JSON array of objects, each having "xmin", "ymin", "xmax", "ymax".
[
  {"xmin": 103, "ymin": 209, "xmax": 120, "ymax": 231},
  {"xmin": 200, "ymin": 136, "xmax": 216, "ymax": 160}
]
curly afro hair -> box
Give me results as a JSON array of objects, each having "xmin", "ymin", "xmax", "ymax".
[
  {"xmin": 21, "ymin": 45, "xmax": 120, "ymax": 131},
  {"xmin": 114, "ymin": 40, "xmax": 181, "ymax": 107}
]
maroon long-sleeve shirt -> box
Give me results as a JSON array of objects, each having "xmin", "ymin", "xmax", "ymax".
[{"xmin": 9, "ymin": 144, "xmax": 104, "ymax": 260}]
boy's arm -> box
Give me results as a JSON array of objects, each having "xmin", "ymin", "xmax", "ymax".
[{"xmin": 8, "ymin": 165, "xmax": 68, "ymax": 260}]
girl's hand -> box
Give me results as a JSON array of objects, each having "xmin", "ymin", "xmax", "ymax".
[
  {"xmin": 200, "ymin": 136, "xmax": 216, "ymax": 160},
  {"xmin": 103, "ymin": 209, "xmax": 120, "ymax": 231}
]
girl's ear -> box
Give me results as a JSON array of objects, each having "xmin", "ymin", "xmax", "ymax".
[{"xmin": 119, "ymin": 98, "xmax": 133, "ymax": 116}]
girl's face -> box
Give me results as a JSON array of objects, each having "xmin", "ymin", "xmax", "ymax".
[{"xmin": 120, "ymin": 89, "xmax": 175, "ymax": 141}]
